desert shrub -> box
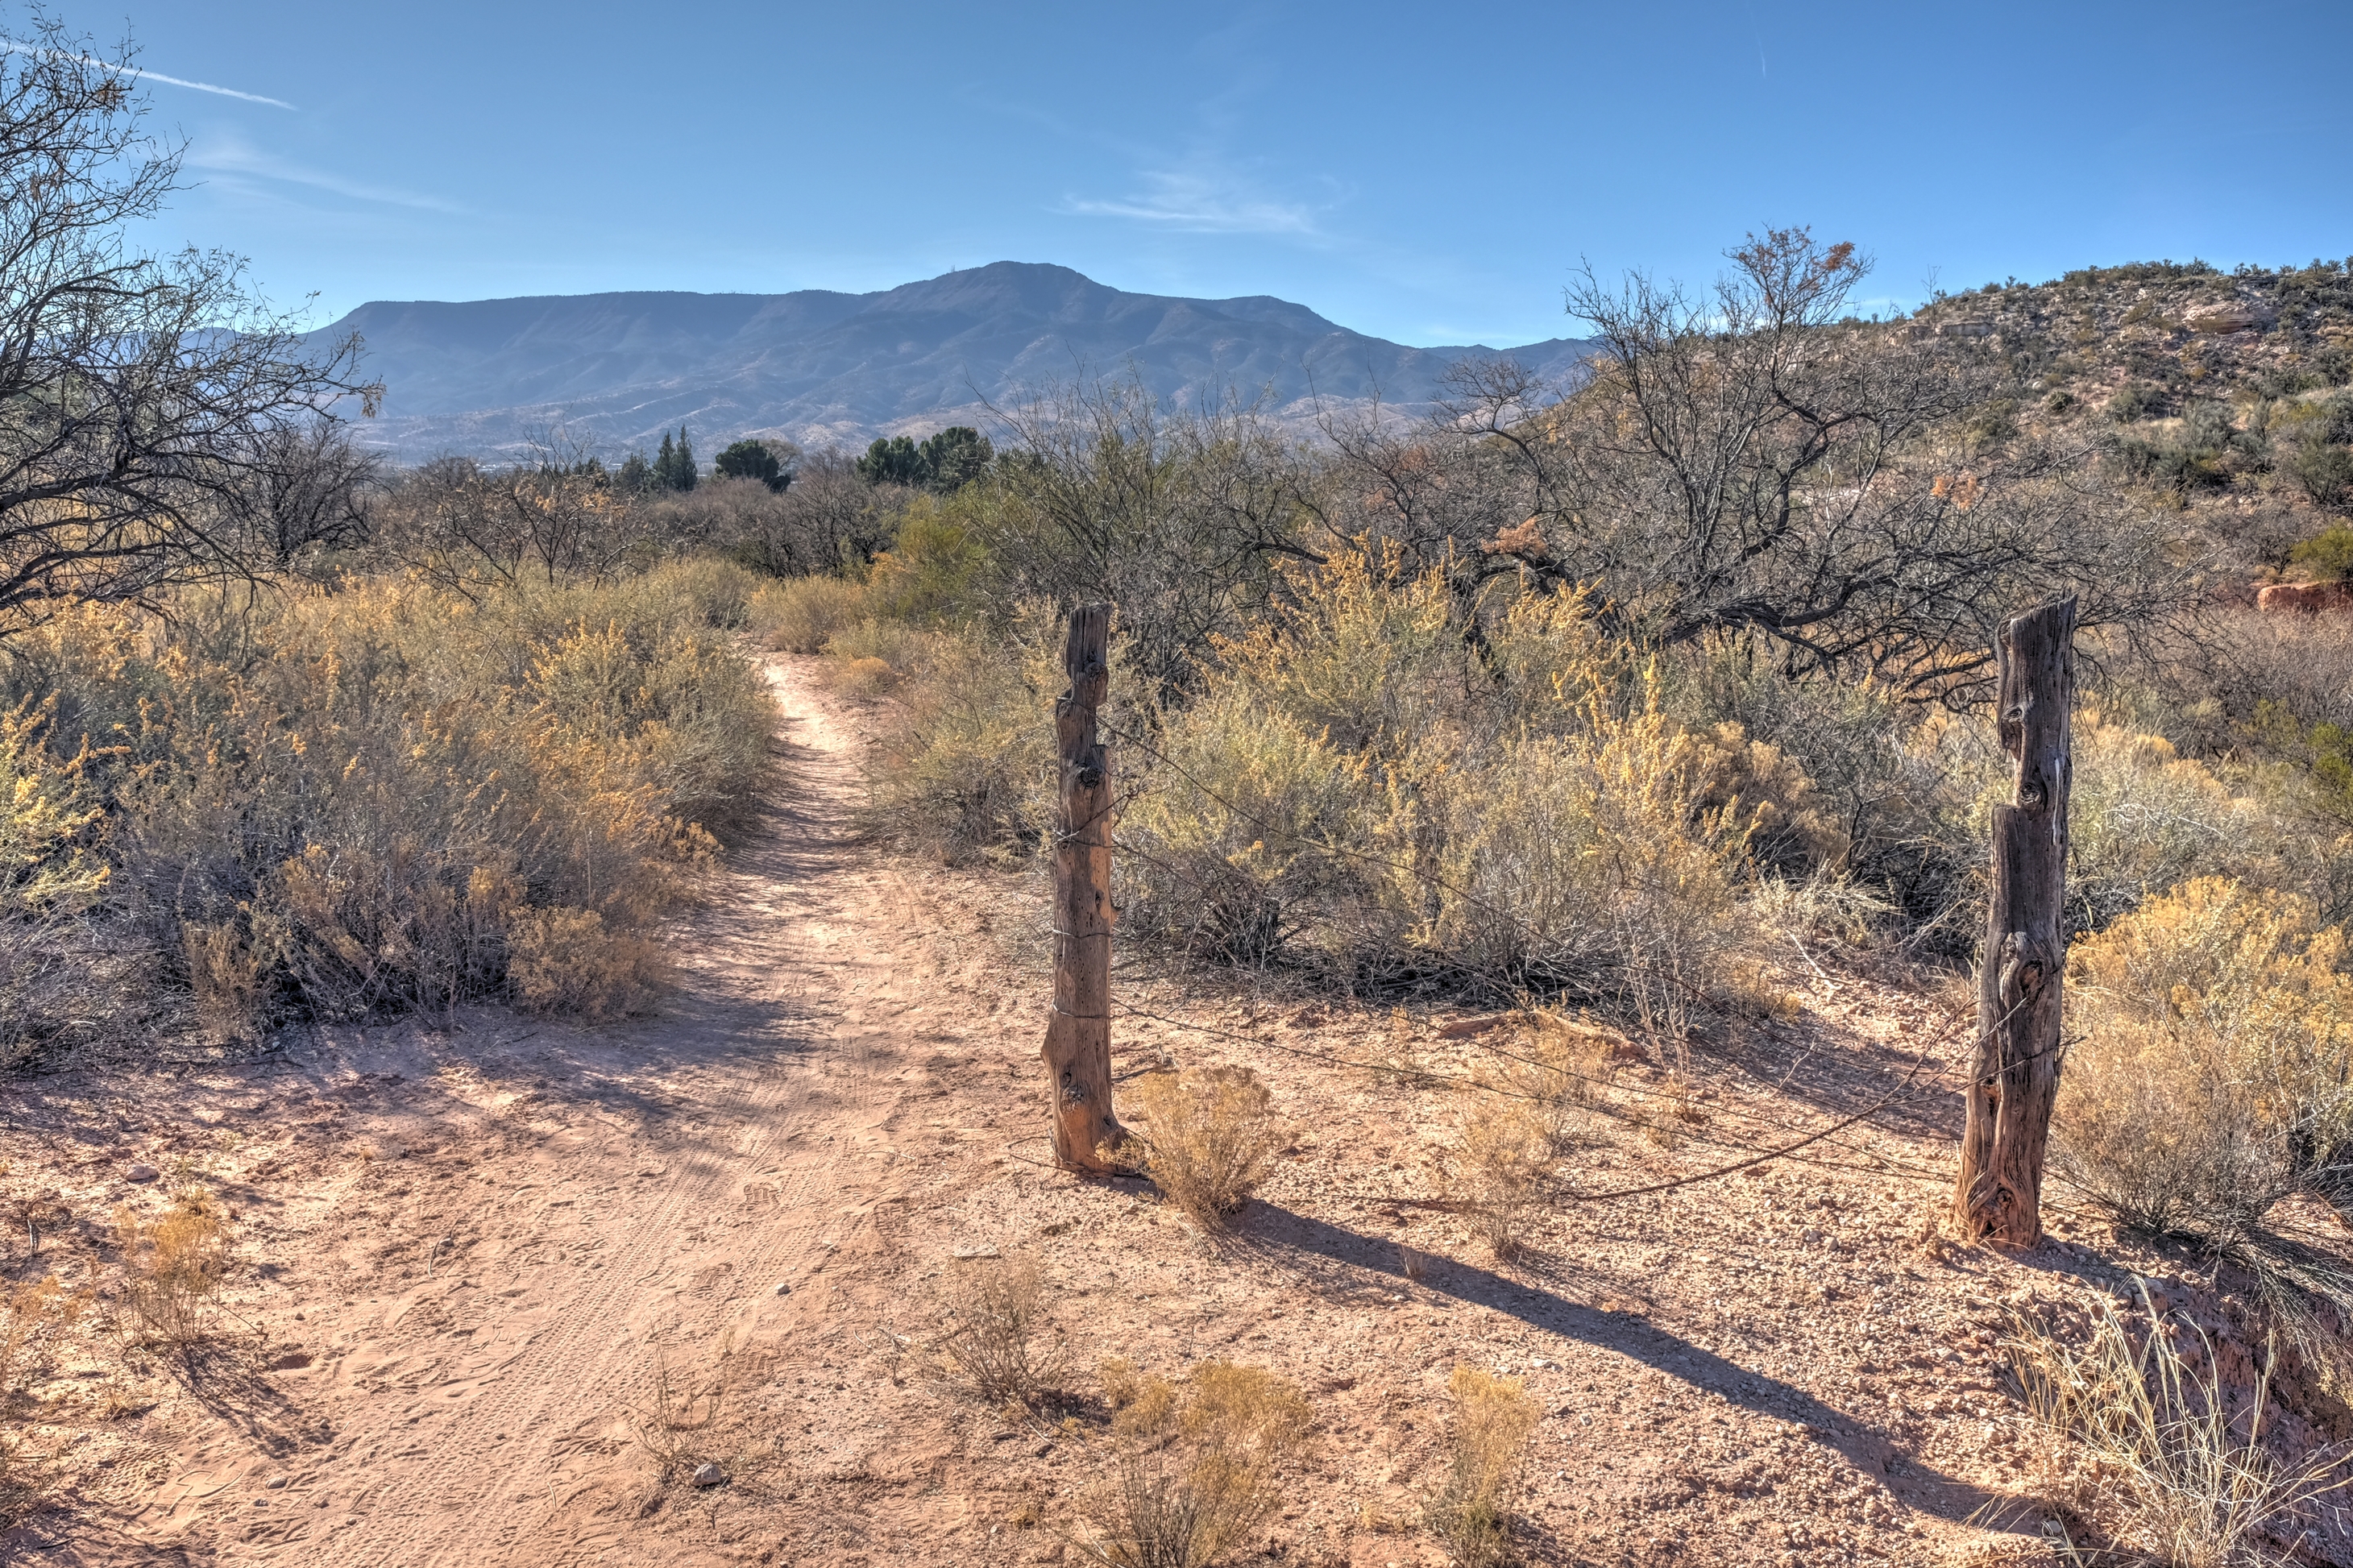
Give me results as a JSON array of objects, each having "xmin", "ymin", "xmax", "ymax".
[
  {"xmin": 859, "ymin": 616, "xmax": 1068, "ymax": 864},
  {"xmin": 662, "ymin": 447, "xmax": 907, "ymax": 576},
  {"xmin": 833, "ymin": 656, "xmax": 898, "ymax": 698},
  {"xmin": 0, "ymin": 562, "xmax": 773, "ymax": 1044},
  {"xmin": 863, "ymin": 492, "xmax": 993, "ymax": 623},
  {"xmin": 1077, "ymin": 1359, "xmax": 1313, "ymax": 1568},
  {"xmin": 2107, "ymin": 403, "xmax": 2255, "ymax": 496},
  {"xmin": 2056, "ymin": 879, "xmax": 2353, "ymax": 1340},
  {"xmin": 1120, "ymin": 551, "xmax": 1757, "ymax": 1015},
  {"xmin": 2063, "ymin": 713, "xmax": 2264, "ymax": 934},
  {"xmin": 2006, "ymin": 1285, "xmax": 2343, "ymax": 1566},
  {"xmin": 111, "ymin": 1191, "xmax": 232, "ymax": 1347},
  {"xmin": 1426, "ymin": 1365, "xmax": 1539, "ymax": 1567},
  {"xmin": 2289, "ymin": 525, "xmax": 2353, "ymax": 582},
  {"xmin": 1688, "ymin": 722, "xmax": 1848, "ymax": 874},
  {"xmin": 507, "ymin": 906, "xmax": 666, "ymax": 1021},
  {"xmin": 935, "ymin": 1260, "xmax": 1066, "ymax": 1408},
  {"xmin": 748, "ymin": 573, "xmax": 868, "ymax": 653},
  {"xmin": 2108, "ymin": 383, "xmax": 2164, "ymax": 421},
  {"xmin": 1662, "ymin": 641, "xmax": 1988, "ymax": 944},
  {"xmin": 1131, "ymin": 1067, "xmax": 1286, "ymax": 1229},
  {"xmin": 0, "ymin": 699, "xmax": 115, "ymax": 1063},
  {"xmin": 2277, "ymin": 394, "xmax": 2353, "ymax": 512},
  {"xmin": 2058, "ymin": 877, "xmax": 2353, "ymax": 1233}
]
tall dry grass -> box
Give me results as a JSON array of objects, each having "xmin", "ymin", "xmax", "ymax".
[
  {"xmin": 2006, "ymin": 1284, "xmax": 2346, "ymax": 1566},
  {"xmin": 1426, "ymin": 1364, "xmax": 1540, "ymax": 1566}
]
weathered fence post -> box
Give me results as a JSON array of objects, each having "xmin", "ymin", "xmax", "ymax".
[
  {"xmin": 1042, "ymin": 603, "xmax": 1125, "ymax": 1170},
  {"xmin": 1955, "ymin": 595, "xmax": 2077, "ymax": 1247}
]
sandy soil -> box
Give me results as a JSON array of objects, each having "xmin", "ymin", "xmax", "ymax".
[{"xmin": 1, "ymin": 656, "xmax": 2334, "ymax": 1567}]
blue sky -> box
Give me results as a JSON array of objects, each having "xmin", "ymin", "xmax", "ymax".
[{"xmin": 85, "ymin": 0, "xmax": 2353, "ymax": 347}]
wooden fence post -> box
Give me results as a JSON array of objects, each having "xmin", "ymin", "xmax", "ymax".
[
  {"xmin": 1955, "ymin": 595, "xmax": 2077, "ymax": 1247},
  {"xmin": 1042, "ymin": 603, "xmax": 1124, "ymax": 1170}
]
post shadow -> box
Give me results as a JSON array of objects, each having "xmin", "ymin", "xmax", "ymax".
[{"xmin": 1226, "ymin": 1199, "xmax": 2008, "ymax": 1526}]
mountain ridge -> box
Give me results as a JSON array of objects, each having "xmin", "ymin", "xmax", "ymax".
[{"xmin": 310, "ymin": 261, "xmax": 1596, "ymax": 459}]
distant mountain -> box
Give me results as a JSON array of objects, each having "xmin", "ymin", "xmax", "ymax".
[{"xmin": 307, "ymin": 262, "xmax": 1596, "ymax": 460}]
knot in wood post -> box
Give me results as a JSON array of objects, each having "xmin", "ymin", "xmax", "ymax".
[
  {"xmin": 1040, "ymin": 603, "xmax": 1125, "ymax": 1171},
  {"xmin": 1956, "ymin": 595, "xmax": 2076, "ymax": 1248}
]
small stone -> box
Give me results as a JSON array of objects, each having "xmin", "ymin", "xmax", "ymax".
[
  {"xmin": 951, "ymin": 1244, "xmax": 1000, "ymax": 1260},
  {"xmin": 691, "ymin": 1462, "xmax": 724, "ymax": 1488},
  {"xmin": 264, "ymin": 1475, "xmax": 290, "ymax": 1490},
  {"xmin": 774, "ymin": 1282, "xmax": 791, "ymax": 1296},
  {"xmin": 124, "ymin": 1164, "xmax": 159, "ymax": 1184}
]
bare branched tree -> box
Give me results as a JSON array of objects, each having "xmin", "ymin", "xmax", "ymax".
[
  {"xmin": 1504, "ymin": 228, "xmax": 2191, "ymax": 693},
  {"xmin": 983, "ymin": 372, "xmax": 1318, "ymax": 687},
  {"xmin": 367, "ymin": 448, "xmax": 646, "ymax": 598},
  {"xmin": 0, "ymin": 10, "xmax": 381, "ymax": 634}
]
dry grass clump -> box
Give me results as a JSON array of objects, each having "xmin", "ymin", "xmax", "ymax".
[
  {"xmin": 0, "ymin": 561, "xmax": 773, "ymax": 1046},
  {"xmin": 2006, "ymin": 1286, "xmax": 2346, "ymax": 1566},
  {"xmin": 110, "ymin": 1191, "xmax": 232, "ymax": 1347},
  {"xmin": 0, "ymin": 698, "xmax": 115, "ymax": 1064},
  {"xmin": 1475, "ymin": 1011, "xmax": 1618, "ymax": 1154},
  {"xmin": 1131, "ymin": 1066, "xmax": 1286, "ymax": 1230},
  {"xmin": 623, "ymin": 1344, "xmax": 728, "ymax": 1480},
  {"xmin": 935, "ymin": 1260, "xmax": 1067, "ymax": 1408},
  {"xmin": 2055, "ymin": 877, "xmax": 2353, "ymax": 1343},
  {"xmin": 1426, "ymin": 1365, "xmax": 1540, "ymax": 1567},
  {"xmin": 746, "ymin": 573, "xmax": 868, "ymax": 653},
  {"xmin": 1456, "ymin": 1103, "xmax": 1552, "ymax": 1259},
  {"xmin": 1077, "ymin": 1359, "xmax": 1313, "ymax": 1568}
]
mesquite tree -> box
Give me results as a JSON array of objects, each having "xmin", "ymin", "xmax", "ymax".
[
  {"xmin": 1354, "ymin": 229, "xmax": 2187, "ymax": 700},
  {"xmin": 0, "ymin": 10, "xmax": 378, "ymax": 635}
]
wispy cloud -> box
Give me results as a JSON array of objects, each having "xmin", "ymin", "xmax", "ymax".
[
  {"xmin": 1063, "ymin": 168, "xmax": 1326, "ymax": 236},
  {"xmin": 0, "ymin": 40, "xmax": 297, "ymax": 109},
  {"xmin": 189, "ymin": 135, "xmax": 463, "ymax": 213}
]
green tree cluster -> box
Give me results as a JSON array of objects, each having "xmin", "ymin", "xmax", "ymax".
[
  {"xmin": 654, "ymin": 428, "xmax": 697, "ymax": 492},
  {"xmin": 715, "ymin": 439, "xmax": 795, "ymax": 492},
  {"xmin": 854, "ymin": 426, "xmax": 994, "ymax": 492}
]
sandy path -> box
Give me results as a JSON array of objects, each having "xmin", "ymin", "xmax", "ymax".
[{"xmin": 179, "ymin": 656, "xmax": 920, "ymax": 1566}]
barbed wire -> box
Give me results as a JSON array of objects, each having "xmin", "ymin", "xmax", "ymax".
[{"xmin": 1022, "ymin": 699, "xmax": 2023, "ymax": 1207}]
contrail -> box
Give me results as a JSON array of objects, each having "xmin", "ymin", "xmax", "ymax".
[{"xmin": 1, "ymin": 40, "xmax": 297, "ymax": 110}]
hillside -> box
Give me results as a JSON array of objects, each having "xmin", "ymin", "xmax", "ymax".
[
  {"xmin": 1902, "ymin": 258, "xmax": 2353, "ymax": 575},
  {"xmin": 313, "ymin": 261, "xmax": 1597, "ymax": 460}
]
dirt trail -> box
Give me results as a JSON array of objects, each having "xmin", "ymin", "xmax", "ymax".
[{"xmin": 118, "ymin": 657, "xmax": 941, "ymax": 1565}]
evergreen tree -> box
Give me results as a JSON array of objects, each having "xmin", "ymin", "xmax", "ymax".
[
  {"xmin": 855, "ymin": 434, "xmax": 928, "ymax": 487},
  {"xmin": 616, "ymin": 452, "xmax": 653, "ymax": 492},
  {"xmin": 655, "ymin": 431, "xmax": 675, "ymax": 488},
  {"xmin": 715, "ymin": 438, "xmax": 792, "ymax": 492},
  {"xmin": 672, "ymin": 427, "xmax": 696, "ymax": 492},
  {"xmin": 917, "ymin": 426, "xmax": 993, "ymax": 492}
]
